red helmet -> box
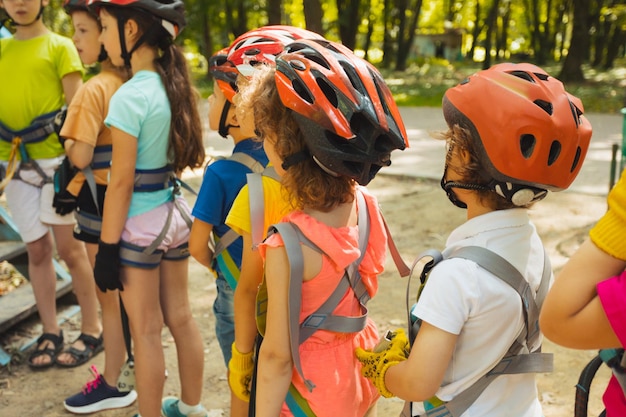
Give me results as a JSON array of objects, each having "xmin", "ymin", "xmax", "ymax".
[
  {"xmin": 275, "ymin": 39, "xmax": 408, "ymax": 185},
  {"xmin": 87, "ymin": 0, "xmax": 185, "ymax": 39},
  {"xmin": 209, "ymin": 48, "xmax": 239, "ymax": 103},
  {"xmin": 443, "ymin": 63, "xmax": 592, "ymax": 196},
  {"xmin": 227, "ymin": 25, "xmax": 324, "ymax": 77}
]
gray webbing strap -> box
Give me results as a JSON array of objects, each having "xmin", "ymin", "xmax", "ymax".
[
  {"xmin": 0, "ymin": 110, "xmax": 58, "ymax": 144},
  {"xmin": 271, "ymin": 188, "xmax": 371, "ymax": 393},
  {"xmin": 82, "ymin": 166, "xmax": 100, "ymax": 215},
  {"xmin": 133, "ymin": 168, "xmax": 174, "ymax": 192},
  {"xmin": 209, "ymin": 151, "xmax": 266, "ymax": 264},
  {"xmin": 247, "ymin": 165, "xmax": 281, "ymax": 250},
  {"xmin": 419, "ymin": 246, "xmax": 553, "ymax": 417},
  {"xmin": 76, "ymin": 210, "xmax": 102, "ymax": 235}
]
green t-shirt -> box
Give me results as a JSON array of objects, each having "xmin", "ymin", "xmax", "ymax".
[{"xmin": 0, "ymin": 32, "xmax": 83, "ymax": 160}]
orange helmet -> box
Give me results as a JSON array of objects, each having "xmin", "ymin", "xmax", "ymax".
[
  {"xmin": 209, "ymin": 48, "xmax": 239, "ymax": 103},
  {"xmin": 443, "ymin": 63, "xmax": 592, "ymax": 203},
  {"xmin": 274, "ymin": 39, "xmax": 408, "ymax": 185}
]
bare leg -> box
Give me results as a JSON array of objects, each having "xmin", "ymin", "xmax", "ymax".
[
  {"xmin": 26, "ymin": 232, "xmax": 61, "ymax": 367},
  {"xmin": 160, "ymin": 258, "xmax": 204, "ymax": 407},
  {"xmin": 121, "ymin": 265, "xmax": 165, "ymax": 417},
  {"xmin": 53, "ymin": 224, "xmax": 102, "ymax": 365}
]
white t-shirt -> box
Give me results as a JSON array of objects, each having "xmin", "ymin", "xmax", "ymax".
[{"xmin": 411, "ymin": 208, "xmax": 547, "ymax": 417}]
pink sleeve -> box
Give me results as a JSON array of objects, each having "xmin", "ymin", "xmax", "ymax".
[{"xmin": 597, "ymin": 271, "xmax": 626, "ymax": 347}]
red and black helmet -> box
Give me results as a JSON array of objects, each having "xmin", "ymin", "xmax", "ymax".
[
  {"xmin": 274, "ymin": 39, "xmax": 408, "ymax": 185},
  {"xmin": 209, "ymin": 47, "xmax": 239, "ymax": 103},
  {"xmin": 87, "ymin": 0, "xmax": 185, "ymax": 39},
  {"xmin": 443, "ymin": 62, "xmax": 592, "ymax": 201},
  {"xmin": 227, "ymin": 25, "xmax": 324, "ymax": 77}
]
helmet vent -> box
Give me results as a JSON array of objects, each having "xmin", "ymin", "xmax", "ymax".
[
  {"xmin": 292, "ymin": 79, "xmax": 315, "ymax": 104},
  {"xmin": 569, "ymin": 100, "xmax": 581, "ymax": 127},
  {"xmin": 571, "ymin": 146, "xmax": 582, "ymax": 172},
  {"xmin": 305, "ymin": 53, "xmax": 330, "ymax": 70},
  {"xmin": 534, "ymin": 72, "xmax": 549, "ymax": 81},
  {"xmin": 519, "ymin": 134, "xmax": 536, "ymax": 158},
  {"xmin": 244, "ymin": 48, "xmax": 261, "ymax": 56},
  {"xmin": 508, "ymin": 71, "xmax": 535, "ymax": 83},
  {"xmin": 534, "ymin": 99, "xmax": 553, "ymax": 115},
  {"xmin": 316, "ymin": 78, "xmax": 339, "ymax": 108},
  {"xmin": 340, "ymin": 62, "xmax": 365, "ymax": 93},
  {"xmin": 548, "ymin": 140, "xmax": 562, "ymax": 166}
]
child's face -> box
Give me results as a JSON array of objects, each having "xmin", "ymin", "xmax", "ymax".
[
  {"xmin": 207, "ymin": 81, "xmax": 228, "ymax": 132},
  {"xmin": 71, "ymin": 11, "xmax": 101, "ymax": 66},
  {"xmin": 1, "ymin": 0, "xmax": 48, "ymax": 26},
  {"xmin": 98, "ymin": 8, "xmax": 122, "ymax": 66}
]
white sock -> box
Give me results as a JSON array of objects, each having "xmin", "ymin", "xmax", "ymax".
[{"xmin": 178, "ymin": 399, "xmax": 203, "ymax": 415}]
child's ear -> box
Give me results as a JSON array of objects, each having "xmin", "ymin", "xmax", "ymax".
[
  {"xmin": 125, "ymin": 18, "xmax": 139, "ymax": 41},
  {"xmin": 227, "ymin": 106, "xmax": 239, "ymax": 127}
]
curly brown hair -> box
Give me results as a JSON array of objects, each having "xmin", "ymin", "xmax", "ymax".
[
  {"xmin": 440, "ymin": 125, "xmax": 533, "ymax": 210},
  {"xmin": 236, "ymin": 65, "xmax": 355, "ymax": 212}
]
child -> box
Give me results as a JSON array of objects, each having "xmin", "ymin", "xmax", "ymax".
[
  {"xmin": 87, "ymin": 0, "xmax": 206, "ymax": 416},
  {"xmin": 235, "ymin": 39, "xmax": 408, "ymax": 417},
  {"xmin": 356, "ymin": 63, "xmax": 593, "ymax": 417},
  {"xmin": 58, "ymin": 0, "xmax": 136, "ymax": 412},
  {"xmin": 190, "ymin": 25, "xmax": 317, "ymax": 417},
  {"xmin": 223, "ymin": 27, "xmax": 325, "ymax": 411},
  {"xmin": 0, "ymin": 0, "xmax": 102, "ymax": 370},
  {"xmin": 539, "ymin": 177, "xmax": 626, "ymax": 415}
]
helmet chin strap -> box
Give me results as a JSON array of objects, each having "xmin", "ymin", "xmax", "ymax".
[{"xmin": 218, "ymin": 100, "xmax": 235, "ymax": 138}]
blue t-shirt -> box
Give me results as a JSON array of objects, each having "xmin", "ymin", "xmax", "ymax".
[
  {"xmin": 192, "ymin": 139, "xmax": 267, "ymax": 268},
  {"xmin": 105, "ymin": 71, "xmax": 172, "ymax": 217}
]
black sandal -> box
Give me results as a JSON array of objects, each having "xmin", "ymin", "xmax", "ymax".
[
  {"xmin": 55, "ymin": 333, "xmax": 104, "ymax": 368},
  {"xmin": 27, "ymin": 331, "xmax": 64, "ymax": 370}
]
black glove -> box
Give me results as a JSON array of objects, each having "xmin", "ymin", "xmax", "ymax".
[
  {"xmin": 52, "ymin": 189, "xmax": 78, "ymax": 215},
  {"xmin": 94, "ymin": 241, "xmax": 123, "ymax": 292}
]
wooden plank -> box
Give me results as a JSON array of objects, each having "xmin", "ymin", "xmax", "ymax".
[{"xmin": 0, "ymin": 277, "xmax": 74, "ymax": 334}]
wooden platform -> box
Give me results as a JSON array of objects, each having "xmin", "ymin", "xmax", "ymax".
[{"xmin": 0, "ymin": 206, "xmax": 73, "ymax": 340}]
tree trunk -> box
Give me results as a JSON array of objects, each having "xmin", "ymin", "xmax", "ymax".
[
  {"xmin": 267, "ymin": 0, "xmax": 282, "ymax": 25},
  {"xmin": 303, "ymin": 0, "xmax": 324, "ymax": 34},
  {"xmin": 201, "ymin": 11, "xmax": 213, "ymax": 80},
  {"xmin": 483, "ymin": 0, "xmax": 500, "ymax": 69},
  {"xmin": 337, "ymin": 0, "xmax": 361, "ymax": 49},
  {"xmin": 396, "ymin": 0, "xmax": 423, "ymax": 70},
  {"xmin": 467, "ymin": 0, "xmax": 482, "ymax": 60},
  {"xmin": 559, "ymin": 0, "xmax": 590, "ymax": 82},
  {"xmin": 381, "ymin": 0, "xmax": 394, "ymax": 68}
]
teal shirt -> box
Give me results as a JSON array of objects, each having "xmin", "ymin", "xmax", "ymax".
[{"xmin": 105, "ymin": 71, "xmax": 172, "ymax": 217}]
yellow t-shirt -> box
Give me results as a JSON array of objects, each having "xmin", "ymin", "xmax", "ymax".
[
  {"xmin": 225, "ymin": 173, "xmax": 293, "ymax": 240},
  {"xmin": 0, "ymin": 32, "xmax": 83, "ymax": 160},
  {"xmin": 590, "ymin": 169, "xmax": 626, "ymax": 260},
  {"xmin": 60, "ymin": 70, "xmax": 125, "ymax": 195}
]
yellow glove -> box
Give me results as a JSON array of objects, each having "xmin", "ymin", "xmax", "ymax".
[
  {"xmin": 228, "ymin": 343, "xmax": 254, "ymax": 401},
  {"xmin": 355, "ymin": 328, "xmax": 410, "ymax": 398}
]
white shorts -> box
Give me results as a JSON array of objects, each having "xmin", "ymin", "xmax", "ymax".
[{"xmin": 4, "ymin": 157, "xmax": 75, "ymax": 243}]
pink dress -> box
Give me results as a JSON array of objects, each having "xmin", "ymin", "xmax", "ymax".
[
  {"xmin": 597, "ymin": 271, "xmax": 626, "ymax": 417},
  {"xmin": 259, "ymin": 187, "xmax": 387, "ymax": 417}
]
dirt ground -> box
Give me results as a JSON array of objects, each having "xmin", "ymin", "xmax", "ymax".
[{"xmin": 0, "ymin": 173, "xmax": 615, "ymax": 417}]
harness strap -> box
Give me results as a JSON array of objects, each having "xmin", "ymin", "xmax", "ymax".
[
  {"xmin": 247, "ymin": 165, "xmax": 281, "ymax": 250},
  {"xmin": 76, "ymin": 210, "xmax": 103, "ymax": 236},
  {"xmin": 133, "ymin": 166, "xmax": 174, "ymax": 192},
  {"xmin": 405, "ymin": 246, "xmax": 553, "ymax": 417},
  {"xmin": 0, "ymin": 110, "xmax": 59, "ymax": 144},
  {"xmin": 270, "ymin": 188, "xmax": 371, "ymax": 395}
]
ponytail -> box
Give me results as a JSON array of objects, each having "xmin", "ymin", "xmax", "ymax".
[{"xmin": 155, "ymin": 38, "xmax": 205, "ymax": 172}]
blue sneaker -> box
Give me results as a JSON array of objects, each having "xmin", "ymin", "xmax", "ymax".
[
  {"xmin": 64, "ymin": 365, "xmax": 137, "ymax": 414},
  {"xmin": 161, "ymin": 396, "xmax": 208, "ymax": 417}
]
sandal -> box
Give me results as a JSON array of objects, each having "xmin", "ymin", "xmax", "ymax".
[
  {"xmin": 55, "ymin": 333, "xmax": 104, "ymax": 368},
  {"xmin": 27, "ymin": 331, "xmax": 64, "ymax": 370}
]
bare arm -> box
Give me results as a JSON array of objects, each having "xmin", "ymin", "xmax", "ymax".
[
  {"xmin": 64, "ymin": 139, "xmax": 95, "ymax": 169},
  {"xmin": 99, "ymin": 126, "xmax": 136, "ymax": 244},
  {"xmin": 386, "ymin": 321, "xmax": 457, "ymax": 401},
  {"xmin": 233, "ymin": 233, "xmax": 265, "ymax": 354},
  {"xmin": 539, "ymin": 239, "xmax": 622, "ymax": 349},
  {"xmin": 61, "ymin": 72, "xmax": 83, "ymax": 105},
  {"xmin": 255, "ymin": 245, "xmax": 293, "ymax": 417},
  {"xmin": 189, "ymin": 219, "xmax": 214, "ymax": 268}
]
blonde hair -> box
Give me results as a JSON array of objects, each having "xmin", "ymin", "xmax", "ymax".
[{"xmin": 237, "ymin": 65, "xmax": 355, "ymax": 212}]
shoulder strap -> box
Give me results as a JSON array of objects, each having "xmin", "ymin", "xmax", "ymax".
[
  {"xmin": 247, "ymin": 165, "xmax": 281, "ymax": 250},
  {"xmin": 271, "ymin": 188, "xmax": 371, "ymax": 394},
  {"xmin": 228, "ymin": 151, "xmax": 265, "ymax": 174},
  {"xmin": 422, "ymin": 246, "xmax": 553, "ymax": 417}
]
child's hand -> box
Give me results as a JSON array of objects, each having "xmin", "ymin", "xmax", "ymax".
[
  {"xmin": 228, "ymin": 342, "xmax": 254, "ymax": 401},
  {"xmin": 355, "ymin": 328, "xmax": 410, "ymax": 398},
  {"xmin": 52, "ymin": 189, "xmax": 78, "ymax": 215},
  {"xmin": 94, "ymin": 241, "xmax": 123, "ymax": 292}
]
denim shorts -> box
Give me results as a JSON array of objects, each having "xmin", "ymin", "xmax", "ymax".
[{"xmin": 213, "ymin": 272, "xmax": 235, "ymax": 367}]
